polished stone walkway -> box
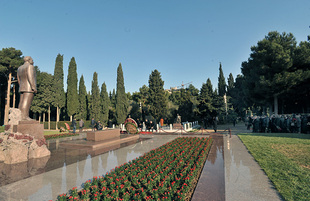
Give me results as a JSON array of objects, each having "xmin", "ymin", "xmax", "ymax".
[
  {"xmin": 0, "ymin": 124, "xmax": 282, "ymax": 201},
  {"xmin": 224, "ymin": 125, "xmax": 282, "ymax": 201}
]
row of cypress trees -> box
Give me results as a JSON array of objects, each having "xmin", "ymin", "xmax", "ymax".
[{"xmin": 30, "ymin": 54, "xmax": 128, "ymax": 127}]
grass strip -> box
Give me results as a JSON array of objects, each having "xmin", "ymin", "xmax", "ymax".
[
  {"xmin": 44, "ymin": 132, "xmax": 79, "ymax": 140},
  {"xmin": 238, "ymin": 133, "xmax": 310, "ymax": 201}
]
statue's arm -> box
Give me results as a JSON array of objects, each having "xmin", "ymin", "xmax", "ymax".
[
  {"xmin": 28, "ymin": 65, "xmax": 37, "ymax": 93},
  {"xmin": 17, "ymin": 70, "xmax": 20, "ymax": 85}
]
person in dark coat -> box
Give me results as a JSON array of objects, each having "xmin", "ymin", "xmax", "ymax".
[
  {"xmin": 145, "ymin": 119, "xmax": 150, "ymax": 132},
  {"xmin": 150, "ymin": 120, "xmax": 155, "ymax": 132},
  {"xmin": 213, "ymin": 116, "xmax": 218, "ymax": 133},
  {"xmin": 136, "ymin": 118, "xmax": 142, "ymax": 131},
  {"xmin": 91, "ymin": 118, "xmax": 96, "ymax": 131},
  {"xmin": 96, "ymin": 120, "xmax": 103, "ymax": 130},
  {"xmin": 72, "ymin": 118, "xmax": 77, "ymax": 133}
]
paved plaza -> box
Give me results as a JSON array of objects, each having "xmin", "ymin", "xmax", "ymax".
[{"xmin": 0, "ymin": 124, "xmax": 282, "ymax": 201}]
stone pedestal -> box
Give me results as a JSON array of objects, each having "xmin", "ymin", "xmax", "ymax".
[
  {"xmin": 173, "ymin": 123, "xmax": 183, "ymax": 130},
  {"xmin": 87, "ymin": 129, "xmax": 120, "ymax": 141},
  {"xmin": 13, "ymin": 120, "xmax": 44, "ymax": 140}
]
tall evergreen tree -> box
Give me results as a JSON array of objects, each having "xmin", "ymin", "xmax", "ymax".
[
  {"xmin": 66, "ymin": 57, "xmax": 79, "ymax": 120},
  {"xmin": 227, "ymin": 73, "xmax": 234, "ymax": 96},
  {"xmin": 52, "ymin": 54, "xmax": 65, "ymax": 128},
  {"xmin": 110, "ymin": 89, "xmax": 116, "ymax": 107},
  {"xmin": 115, "ymin": 63, "xmax": 128, "ymax": 125},
  {"xmin": 90, "ymin": 72, "xmax": 101, "ymax": 121},
  {"xmin": 100, "ymin": 82, "xmax": 110, "ymax": 125},
  {"xmin": 218, "ymin": 62, "xmax": 226, "ymax": 97},
  {"xmin": 148, "ymin": 69, "xmax": 167, "ymax": 121},
  {"xmin": 206, "ymin": 78, "xmax": 214, "ymax": 95},
  {"xmin": 78, "ymin": 75, "xmax": 87, "ymax": 120}
]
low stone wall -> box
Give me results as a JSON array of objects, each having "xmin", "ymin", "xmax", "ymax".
[{"xmin": 87, "ymin": 129, "xmax": 120, "ymax": 141}]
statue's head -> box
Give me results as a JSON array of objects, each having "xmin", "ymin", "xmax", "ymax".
[{"xmin": 24, "ymin": 56, "xmax": 34, "ymax": 65}]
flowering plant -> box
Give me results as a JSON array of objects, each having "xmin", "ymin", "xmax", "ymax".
[{"xmin": 57, "ymin": 137, "xmax": 212, "ymax": 200}]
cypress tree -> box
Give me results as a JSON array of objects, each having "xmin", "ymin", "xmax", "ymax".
[
  {"xmin": 115, "ymin": 63, "xmax": 128, "ymax": 125},
  {"xmin": 148, "ymin": 69, "xmax": 167, "ymax": 121},
  {"xmin": 66, "ymin": 57, "xmax": 79, "ymax": 120},
  {"xmin": 206, "ymin": 78, "xmax": 214, "ymax": 95},
  {"xmin": 52, "ymin": 54, "xmax": 65, "ymax": 127},
  {"xmin": 78, "ymin": 75, "xmax": 87, "ymax": 120},
  {"xmin": 227, "ymin": 73, "xmax": 234, "ymax": 96},
  {"xmin": 218, "ymin": 63, "xmax": 227, "ymax": 97},
  {"xmin": 90, "ymin": 72, "xmax": 101, "ymax": 121},
  {"xmin": 100, "ymin": 82, "xmax": 110, "ymax": 125}
]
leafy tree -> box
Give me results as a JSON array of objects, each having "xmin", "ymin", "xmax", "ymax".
[
  {"xmin": 187, "ymin": 84, "xmax": 199, "ymax": 97},
  {"xmin": 66, "ymin": 57, "xmax": 79, "ymax": 120},
  {"xmin": 90, "ymin": 72, "xmax": 101, "ymax": 121},
  {"xmin": 197, "ymin": 78, "xmax": 214, "ymax": 126},
  {"xmin": 169, "ymin": 90, "xmax": 181, "ymax": 105},
  {"xmin": 148, "ymin": 69, "xmax": 167, "ymax": 121},
  {"xmin": 177, "ymin": 88, "xmax": 194, "ymax": 122},
  {"xmin": 115, "ymin": 63, "xmax": 128, "ymax": 125},
  {"xmin": 230, "ymin": 74, "xmax": 248, "ymax": 116},
  {"xmin": 0, "ymin": 47, "xmax": 23, "ymax": 124},
  {"xmin": 31, "ymin": 71, "xmax": 54, "ymax": 123},
  {"xmin": 100, "ymin": 82, "xmax": 110, "ymax": 125},
  {"xmin": 77, "ymin": 75, "xmax": 87, "ymax": 120},
  {"xmin": 139, "ymin": 85, "xmax": 149, "ymax": 105},
  {"xmin": 52, "ymin": 54, "xmax": 65, "ymax": 128},
  {"xmin": 241, "ymin": 31, "xmax": 298, "ymax": 114},
  {"xmin": 218, "ymin": 62, "xmax": 226, "ymax": 97}
]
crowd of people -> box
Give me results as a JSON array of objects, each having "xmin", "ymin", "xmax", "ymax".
[
  {"xmin": 245, "ymin": 114, "xmax": 310, "ymax": 134},
  {"xmin": 136, "ymin": 118, "xmax": 157, "ymax": 132}
]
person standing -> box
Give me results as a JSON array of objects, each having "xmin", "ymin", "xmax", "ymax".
[
  {"xmin": 213, "ymin": 116, "xmax": 218, "ymax": 133},
  {"xmin": 79, "ymin": 119, "xmax": 84, "ymax": 132},
  {"xmin": 145, "ymin": 119, "xmax": 150, "ymax": 132},
  {"xmin": 91, "ymin": 118, "xmax": 96, "ymax": 131},
  {"xmin": 96, "ymin": 120, "xmax": 103, "ymax": 130},
  {"xmin": 17, "ymin": 56, "xmax": 37, "ymax": 120},
  {"xmin": 72, "ymin": 118, "xmax": 77, "ymax": 133}
]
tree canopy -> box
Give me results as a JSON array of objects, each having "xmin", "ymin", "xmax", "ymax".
[
  {"xmin": 115, "ymin": 63, "xmax": 128, "ymax": 125},
  {"xmin": 66, "ymin": 57, "xmax": 79, "ymax": 118},
  {"xmin": 148, "ymin": 69, "xmax": 167, "ymax": 121}
]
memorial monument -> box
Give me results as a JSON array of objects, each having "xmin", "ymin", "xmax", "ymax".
[
  {"xmin": 173, "ymin": 114, "xmax": 183, "ymax": 129},
  {"xmin": 0, "ymin": 56, "xmax": 50, "ymax": 164}
]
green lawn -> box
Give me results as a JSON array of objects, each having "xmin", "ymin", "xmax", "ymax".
[
  {"xmin": 0, "ymin": 126, "xmax": 4, "ymax": 132},
  {"xmin": 43, "ymin": 130, "xmax": 69, "ymax": 136},
  {"xmin": 238, "ymin": 133, "xmax": 310, "ymax": 201}
]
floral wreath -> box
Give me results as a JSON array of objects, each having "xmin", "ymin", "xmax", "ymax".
[{"xmin": 124, "ymin": 118, "xmax": 138, "ymax": 134}]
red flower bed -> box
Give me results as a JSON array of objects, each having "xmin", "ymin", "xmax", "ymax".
[
  {"xmin": 57, "ymin": 137, "xmax": 212, "ymax": 201},
  {"xmin": 44, "ymin": 132, "xmax": 79, "ymax": 140}
]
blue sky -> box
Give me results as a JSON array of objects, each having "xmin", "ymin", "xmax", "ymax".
[{"xmin": 1, "ymin": 0, "xmax": 309, "ymax": 93}]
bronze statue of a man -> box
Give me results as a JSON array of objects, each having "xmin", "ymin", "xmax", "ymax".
[{"xmin": 17, "ymin": 56, "xmax": 37, "ymax": 120}]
